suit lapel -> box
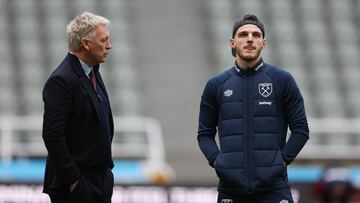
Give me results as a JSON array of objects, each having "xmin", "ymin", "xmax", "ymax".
[
  {"xmin": 66, "ymin": 53, "xmax": 114, "ymax": 136},
  {"xmin": 93, "ymin": 65, "xmax": 114, "ymax": 136},
  {"xmin": 94, "ymin": 65, "xmax": 114, "ymax": 139},
  {"xmin": 66, "ymin": 53, "xmax": 103, "ymax": 119},
  {"xmin": 93, "ymin": 65, "xmax": 108, "ymax": 99}
]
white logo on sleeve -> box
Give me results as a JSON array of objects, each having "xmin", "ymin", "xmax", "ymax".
[
  {"xmin": 224, "ymin": 89, "xmax": 233, "ymax": 97},
  {"xmin": 221, "ymin": 199, "xmax": 233, "ymax": 203},
  {"xmin": 259, "ymin": 83, "xmax": 272, "ymax": 97}
]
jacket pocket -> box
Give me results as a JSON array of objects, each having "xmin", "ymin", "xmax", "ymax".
[
  {"xmin": 49, "ymin": 176, "xmax": 70, "ymax": 195},
  {"xmin": 214, "ymin": 153, "xmax": 246, "ymax": 189},
  {"xmin": 70, "ymin": 177, "xmax": 92, "ymax": 202},
  {"xmin": 254, "ymin": 149, "xmax": 286, "ymax": 186},
  {"xmin": 217, "ymin": 168, "xmax": 246, "ymax": 189}
]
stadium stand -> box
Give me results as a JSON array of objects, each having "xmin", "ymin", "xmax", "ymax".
[
  {"xmin": 2, "ymin": 0, "xmax": 360, "ymax": 202},
  {"xmin": 1, "ymin": 0, "xmax": 360, "ymax": 187},
  {"xmin": 0, "ymin": 0, "xmax": 16, "ymax": 115},
  {"xmin": 0, "ymin": 0, "xmax": 147, "ymax": 172},
  {"xmin": 0, "ymin": 0, "xmax": 178, "ymax": 189},
  {"xmin": 0, "ymin": 0, "xmax": 141, "ymax": 116}
]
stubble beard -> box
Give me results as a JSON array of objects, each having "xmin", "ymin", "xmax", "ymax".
[{"xmin": 237, "ymin": 47, "xmax": 262, "ymax": 63}]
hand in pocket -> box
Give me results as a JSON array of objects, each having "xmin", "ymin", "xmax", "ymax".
[
  {"xmin": 69, "ymin": 180, "xmax": 79, "ymax": 193},
  {"xmin": 70, "ymin": 177, "xmax": 92, "ymax": 202}
]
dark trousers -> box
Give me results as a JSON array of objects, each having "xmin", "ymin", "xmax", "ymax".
[
  {"xmin": 49, "ymin": 169, "xmax": 114, "ymax": 203},
  {"xmin": 217, "ymin": 187, "xmax": 294, "ymax": 203}
]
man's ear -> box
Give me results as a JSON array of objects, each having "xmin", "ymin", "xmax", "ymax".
[
  {"xmin": 229, "ymin": 38, "xmax": 236, "ymax": 49},
  {"xmin": 81, "ymin": 38, "xmax": 90, "ymax": 51},
  {"xmin": 262, "ymin": 38, "xmax": 266, "ymax": 49}
]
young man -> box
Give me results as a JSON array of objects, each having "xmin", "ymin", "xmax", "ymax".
[
  {"xmin": 42, "ymin": 12, "xmax": 114, "ymax": 203},
  {"xmin": 197, "ymin": 14, "xmax": 309, "ymax": 203}
]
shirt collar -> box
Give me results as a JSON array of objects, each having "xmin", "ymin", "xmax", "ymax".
[
  {"xmin": 69, "ymin": 52, "xmax": 93, "ymax": 78},
  {"xmin": 79, "ymin": 59, "xmax": 93, "ymax": 78}
]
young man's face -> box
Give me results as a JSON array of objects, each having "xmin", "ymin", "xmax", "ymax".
[
  {"xmin": 84, "ymin": 25, "xmax": 112, "ymax": 65},
  {"xmin": 230, "ymin": 24, "xmax": 266, "ymax": 63}
]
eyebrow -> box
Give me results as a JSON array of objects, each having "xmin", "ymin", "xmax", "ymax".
[
  {"xmin": 237, "ymin": 30, "xmax": 262, "ymax": 38},
  {"xmin": 238, "ymin": 30, "xmax": 262, "ymax": 34}
]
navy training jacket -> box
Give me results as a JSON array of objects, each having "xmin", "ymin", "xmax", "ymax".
[{"xmin": 197, "ymin": 59, "xmax": 309, "ymax": 194}]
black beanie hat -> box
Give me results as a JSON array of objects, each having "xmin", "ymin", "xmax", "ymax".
[{"xmin": 231, "ymin": 14, "xmax": 265, "ymax": 57}]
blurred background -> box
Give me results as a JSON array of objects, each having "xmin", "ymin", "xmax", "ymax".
[{"xmin": 1, "ymin": 0, "xmax": 360, "ymax": 202}]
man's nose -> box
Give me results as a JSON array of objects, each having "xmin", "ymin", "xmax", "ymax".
[
  {"xmin": 247, "ymin": 34, "xmax": 254, "ymax": 42},
  {"xmin": 106, "ymin": 40, "xmax": 112, "ymax": 49}
]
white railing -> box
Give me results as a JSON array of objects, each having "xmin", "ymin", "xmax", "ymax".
[
  {"xmin": 0, "ymin": 116, "xmax": 166, "ymax": 162},
  {"xmin": 1, "ymin": 116, "xmax": 360, "ymax": 161},
  {"xmin": 298, "ymin": 118, "xmax": 360, "ymax": 160}
]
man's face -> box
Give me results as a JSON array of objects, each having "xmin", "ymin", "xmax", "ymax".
[
  {"xmin": 85, "ymin": 25, "xmax": 112, "ymax": 65},
  {"xmin": 230, "ymin": 24, "xmax": 265, "ymax": 62}
]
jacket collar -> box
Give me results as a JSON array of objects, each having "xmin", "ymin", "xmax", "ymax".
[
  {"xmin": 234, "ymin": 58, "xmax": 264, "ymax": 76},
  {"xmin": 67, "ymin": 53, "xmax": 100, "ymax": 77}
]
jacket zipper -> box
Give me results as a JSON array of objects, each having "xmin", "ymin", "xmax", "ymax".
[{"xmin": 245, "ymin": 74, "xmax": 254, "ymax": 194}]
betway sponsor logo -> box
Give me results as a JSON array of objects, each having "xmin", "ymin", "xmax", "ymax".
[{"xmin": 259, "ymin": 101, "xmax": 272, "ymax": 105}]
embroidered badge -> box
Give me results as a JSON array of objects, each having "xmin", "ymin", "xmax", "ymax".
[
  {"xmin": 224, "ymin": 89, "xmax": 233, "ymax": 97},
  {"xmin": 259, "ymin": 83, "xmax": 272, "ymax": 97}
]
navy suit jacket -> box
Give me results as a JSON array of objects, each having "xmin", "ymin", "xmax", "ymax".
[{"xmin": 42, "ymin": 53, "xmax": 114, "ymax": 194}]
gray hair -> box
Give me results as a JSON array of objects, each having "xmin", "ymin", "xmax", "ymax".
[{"xmin": 66, "ymin": 12, "xmax": 110, "ymax": 52}]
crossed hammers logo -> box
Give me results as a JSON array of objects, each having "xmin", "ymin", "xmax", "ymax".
[{"xmin": 259, "ymin": 83, "xmax": 272, "ymax": 97}]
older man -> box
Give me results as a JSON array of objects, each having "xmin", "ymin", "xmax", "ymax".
[{"xmin": 42, "ymin": 12, "xmax": 114, "ymax": 203}]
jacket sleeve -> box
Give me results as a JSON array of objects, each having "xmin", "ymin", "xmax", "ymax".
[
  {"xmin": 281, "ymin": 73, "xmax": 309, "ymax": 164},
  {"xmin": 42, "ymin": 76, "xmax": 81, "ymax": 185},
  {"xmin": 197, "ymin": 79, "xmax": 220, "ymax": 168}
]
